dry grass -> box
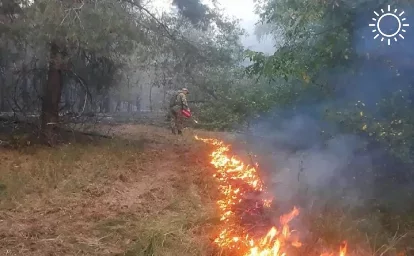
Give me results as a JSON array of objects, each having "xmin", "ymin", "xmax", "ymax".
[
  {"xmin": 296, "ymin": 207, "xmax": 413, "ymax": 256},
  {"xmin": 0, "ymin": 124, "xmax": 412, "ymax": 256},
  {"xmin": 0, "ymin": 124, "xmax": 220, "ymax": 255}
]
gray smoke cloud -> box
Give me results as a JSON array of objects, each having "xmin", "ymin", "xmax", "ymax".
[{"xmin": 236, "ymin": 115, "xmax": 374, "ymax": 215}]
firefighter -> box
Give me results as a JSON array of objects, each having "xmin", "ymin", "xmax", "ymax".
[{"xmin": 169, "ymin": 88, "xmax": 190, "ymax": 135}]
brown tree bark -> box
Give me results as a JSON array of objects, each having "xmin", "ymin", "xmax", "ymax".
[
  {"xmin": 0, "ymin": 76, "xmax": 5, "ymax": 111},
  {"xmin": 41, "ymin": 41, "xmax": 64, "ymax": 145}
]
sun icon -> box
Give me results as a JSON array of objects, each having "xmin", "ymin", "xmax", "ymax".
[{"xmin": 369, "ymin": 5, "xmax": 409, "ymax": 45}]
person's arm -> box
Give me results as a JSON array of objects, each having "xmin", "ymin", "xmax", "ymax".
[{"xmin": 180, "ymin": 94, "xmax": 189, "ymax": 110}]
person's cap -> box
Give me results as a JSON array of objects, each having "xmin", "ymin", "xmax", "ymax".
[{"xmin": 182, "ymin": 88, "xmax": 189, "ymax": 93}]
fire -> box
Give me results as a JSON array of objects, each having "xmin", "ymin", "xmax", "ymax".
[{"xmin": 195, "ymin": 136, "xmax": 347, "ymax": 256}]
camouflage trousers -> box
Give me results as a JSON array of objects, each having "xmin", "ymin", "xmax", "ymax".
[{"xmin": 170, "ymin": 106, "xmax": 183, "ymax": 133}]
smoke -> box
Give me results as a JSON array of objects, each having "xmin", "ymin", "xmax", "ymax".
[
  {"xmin": 238, "ymin": 5, "xmax": 414, "ymax": 216},
  {"xmin": 238, "ymin": 115, "xmax": 373, "ymax": 213}
]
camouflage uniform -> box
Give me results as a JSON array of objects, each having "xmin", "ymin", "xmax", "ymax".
[{"xmin": 169, "ymin": 90, "xmax": 189, "ymax": 134}]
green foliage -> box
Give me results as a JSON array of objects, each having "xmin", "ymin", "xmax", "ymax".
[
  {"xmin": 325, "ymin": 90, "xmax": 414, "ymax": 164},
  {"xmin": 236, "ymin": 0, "xmax": 414, "ymax": 168},
  {"xmin": 25, "ymin": 0, "xmax": 141, "ymax": 54}
]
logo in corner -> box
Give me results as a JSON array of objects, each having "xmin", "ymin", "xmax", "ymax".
[{"xmin": 369, "ymin": 5, "xmax": 409, "ymax": 45}]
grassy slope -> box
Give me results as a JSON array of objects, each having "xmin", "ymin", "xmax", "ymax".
[{"xmin": 0, "ymin": 125, "xmax": 221, "ymax": 256}]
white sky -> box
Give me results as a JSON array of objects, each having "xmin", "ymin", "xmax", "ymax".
[
  {"xmin": 214, "ymin": 0, "xmax": 274, "ymax": 53},
  {"xmin": 215, "ymin": 0, "xmax": 257, "ymax": 21},
  {"xmin": 149, "ymin": 0, "xmax": 258, "ymax": 28},
  {"xmin": 149, "ymin": 0, "xmax": 274, "ymax": 53},
  {"xmin": 150, "ymin": 0, "xmax": 256, "ymax": 19}
]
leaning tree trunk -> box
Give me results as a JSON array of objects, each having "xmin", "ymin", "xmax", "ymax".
[{"xmin": 41, "ymin": 41, "xmax": 64, "ymax": 145}]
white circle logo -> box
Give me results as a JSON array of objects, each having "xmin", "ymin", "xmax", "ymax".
[{"xmin": 369, "ymin": 5, "xmax": 409, "ymax": 45}]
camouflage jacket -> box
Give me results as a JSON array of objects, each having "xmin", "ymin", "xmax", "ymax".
[{"xmin": 170, "ymin": 91, "xmax": 189, "ymax": 110}]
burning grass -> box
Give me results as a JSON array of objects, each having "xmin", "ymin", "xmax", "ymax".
[{"xmin": 195, "ymin": 136, "xmax": 413, "ymax": 256}]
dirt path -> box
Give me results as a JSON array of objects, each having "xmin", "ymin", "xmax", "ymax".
[{"xmin": 0, "ymin": 125, "xmax": 220, "ymax": 255}]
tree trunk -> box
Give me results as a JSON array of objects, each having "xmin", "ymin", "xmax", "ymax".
[
  {"xmin": 63, "ymin": 85, "xmax": 71, "ymax": 113},
  {"xmin": 103, "ymin": 95, "xmax": 111, "ymax": 113},
  {"xmin": 0, "ymin": 77, "xmax": 5, "ymax": 111},
  {"xmin": 77, "ymin": 87, "xmax": 85, "ymax": 113},
  {"xmin": 136, "ymin": 95, "xmax": 141, "ymax": 112},
  {"xmin": 127, "ymin": 101, "xmax": 132, "ymax": 112},
  {"xmin": 149, "ymin": 85, "xmax": 153, "ymax": 112},
  {"xmin": 115, "ymin": 100, "xmax": 121, "ymax": 112},
  {"xmin": 41, "ymin": 41, "xmax": 64, "ymax": 145},
  {"xmin": 21, "ymin": 65, "xmax": 30, "ymax": 112},
  {"xmin": 162, "ymin": 89, "xmax": 167, "ymax": 111},
  {"xmin": 32, "ymin": 72, "xmax": 40, "ymax": 112}
]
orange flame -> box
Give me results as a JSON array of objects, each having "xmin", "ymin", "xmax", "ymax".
[{"xmin": 195, "ymin": 136, "xmax": 348, "ymax": 256}]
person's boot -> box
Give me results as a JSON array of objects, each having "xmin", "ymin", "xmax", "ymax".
[
  {"xmin": 171, "ymin": 128, "xmax": 176, "ymax": 134},
  {"xmin": 177, "ymin": 130, "xmax": 182, "ymax": 135}
]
